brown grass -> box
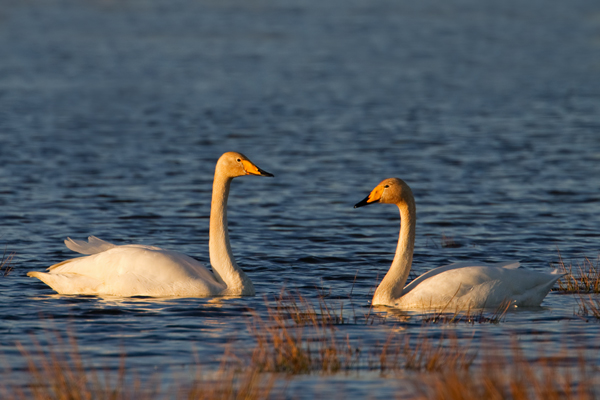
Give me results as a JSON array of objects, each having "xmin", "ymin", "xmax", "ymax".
[
  {"xmin": 375, "ymin": 331, "xmax": 475, "ymax": 373},
  {"xmin": 181, "ymin": 367, "xmax": 277, "ymax": 400},
  {"xmin": 243, "ymin": 291, "xmax": 362, "ymax": 374},
  {"xmin": 555, "ymin": 251, "xmax": 600, "ymax": 293},
  {"xmin": 238, "ymin": 291, "xmax": 477, "ymax": 375},
  {"xmin": 13, "ymin": 332, "xmax": 133, "ymax": 400},
  {"xmin": 8, "ymin": 331, "xmax": 279, "ymax": 400},
  {"xmin": 9, "ymin": 327, "xmax": 599, "ymax": 400},
  {"xmin": 414, "ymin": 342, "xmax": 598, "ymax": 400},
  {"xmin": 4, "ymin": 291, "xmax": 600, "ymax": 399},
  {"xmin": 575, "ymin": 294, "xmax": 600, "ymax": 320}
]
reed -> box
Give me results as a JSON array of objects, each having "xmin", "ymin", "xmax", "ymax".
[
  {"xmin": 245, "ymin": 291, "xmax": 360, "ymax": 374},
  {"xmin": 425, "ymin": 234, "xmax": 462, "ymax": 249},
  {"xmin": 555, "ymin": 251, "xmax": 600, "ymax": 293},
  {"xmin": 5, "ymin": 291, "xmax": 599, "ymax": 399},
  {"xmin": 414, "ymin": 342, "xmax": 598, "ymax": 400},
  {"xmin": 441, "ymin": 234, "xmax": 461, "ymax": 249},
  {"xmin": 5, "ymin": 321, "xmax": 600, "ymax": 399},
  {"xmin": 13, "ymin": 332, "xmax": 133, "ymax": 400},
  {"xmin": 181, "ymin": 366, "xmax": 276, "ymax": 400},
  {"xmin": 575, "ymin": 294, "xmax": 600, "ymax": 319},
  {"xmin": 241, "ymin": 291, "xmax": 476, "ymax": 375},
  {"xmin": 9, "ymin": 331, "xmax": 278, "ymax": 400},
  {"xmin": 265, "ymin": 290, "xmax": 346, "ymax": 326},
  {"xmin": 375, "ymin": 331, "xmax": 475, "ymax": 373},
  {"xmin": 0, "ymin": 246, "xmax": 14, "ymax": 277},
  {"xmin": 421, "ymin": 300, "xmax": 512, "ymax": 325}
]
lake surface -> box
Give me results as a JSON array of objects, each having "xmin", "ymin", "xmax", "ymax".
[{"xmin": 1, "ymin": 0, "xmax": 600, "ymax": 397}]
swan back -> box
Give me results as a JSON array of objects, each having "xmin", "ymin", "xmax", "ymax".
[
  {"xmin": 33, "ymin": 245, "xmax": 224, "ymax": 296},
  {"xmin": 401, "ymin": 260, "xmax": 520, "ymax": 295}
]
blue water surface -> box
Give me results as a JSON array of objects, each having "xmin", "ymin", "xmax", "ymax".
[{"xmin": 1, "ymin": 0, "xmax": 600, "ymax": 397}]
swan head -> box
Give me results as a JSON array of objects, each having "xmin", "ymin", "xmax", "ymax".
[
  {"xmin": 217, "ymin": 152, "xmax": 274, "ymax": 179},
  {"xmin": 354, "ymin": 178, "xmax": 413, "ymax": 208}
]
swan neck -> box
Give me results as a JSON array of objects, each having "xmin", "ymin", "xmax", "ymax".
[
  {"xmin": 209, "ymin": 172, "xmax": 254, "ymax": 294},
  {"xmin": 373, "ymin": 201, "xmax": 416, "ymax": 306}
]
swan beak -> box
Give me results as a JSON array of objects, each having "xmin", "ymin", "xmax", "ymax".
[
  {"xmin": 354, "ymin": 185, "xmax": 384, "ymax": 208},
  {"xmin": 242, "ymin": 160, "xmax": 274, "ymax": 177}
]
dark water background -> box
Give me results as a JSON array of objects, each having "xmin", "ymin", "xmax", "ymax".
[{"xmin": 1, "ymin": 0, "xmax": 600, "ymax": 397}]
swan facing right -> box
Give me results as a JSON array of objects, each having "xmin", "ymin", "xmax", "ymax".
[
  {"xmin": 27, "ymin": 152, "xmax": 273, "ymax": 297},
  {"xmin": 355, "ymin": 178, "xmax": 563, "ymax": 309}
]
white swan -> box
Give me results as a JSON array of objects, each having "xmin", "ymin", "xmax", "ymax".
[
  {"xmin": 27, "ymin": 152, "xmax": 274, "ymax": 297},
  {"xmin": 354, "ymin": 178, "xmax": 563, "ymax": 309}
]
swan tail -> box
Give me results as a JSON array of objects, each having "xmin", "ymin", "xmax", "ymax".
[
  {"xmin": 27, "ymin": 271, "xmax": 101, "ymax": 294},
  {"xmin": 65, "ymin": 236, "xmax": 117, "ymax": 255},
  {"xmin": 511, "ymin": 271, "xmax": 564, "ymax": 307}
]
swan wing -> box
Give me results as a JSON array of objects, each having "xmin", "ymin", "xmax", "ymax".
[
  {"xmin": 29, "ymin": 246, "xmax": 225, "ymax": 297},
  {"xmin": 398, "ymin": 266, "xmax": 563, "ymax": 309},
  {"xmin": 402, "ymin": 260, "xmax": 521, "ymax": 296}
]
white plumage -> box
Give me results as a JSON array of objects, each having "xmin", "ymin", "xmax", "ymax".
[
  {"xmin": 27, "ymin": 152, "xmax": 273, "ymax": 297},
  {"xmin": 355, "ymin": 178, "xmax": 563, "ymax": 309}
]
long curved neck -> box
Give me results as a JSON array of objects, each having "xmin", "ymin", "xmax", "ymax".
[
  {"xmin": 372, "ymin": 200, "xmax": 416, "ymax": 306},
  {"xmin": 209, "ymin": 172, "xmax": 254, "ymax": 295}
]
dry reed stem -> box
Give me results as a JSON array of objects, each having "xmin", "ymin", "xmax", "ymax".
[
  {"xmin": 555, "ymin": 251, "xmax": 600, "ymax": 293},
  {"xmin": 245, "ymin": 291, "xmax": 359, "ymax": 374},
  {"xmin": 575, "ymin": 293, "xmax": 600, "ymax": 319},
  {"xmin": 441, "ymin": 234, "xmax": 461, "ymax": 249},
  {"xmin": 184, "ymin": 366, "xmax": 277, "ymax": 400},
  {"xmin": 376, "ymin": 331, "xmax": 475, "ymax": 373},
  {"xmin": 414, "ymin": 340, "xmax": 598, "ymax": 400},
  {"xmin": 5, "ymin": 319, "xmax": 600, "ymax": 399},
  {"xmin": 243, "ymin": 291, "xmax": 478, "ymax": 375},
  {"xmin": 9, "ymin": 333, "xmax": 278, "ymax": 400},
  {"xmin": 421, "ymin": 300, "xmax": 512, "ymax": 325},
  {"xmin": 14, "ymin": 332, "xmax": 132, "ymax": 400},
  {"xmin": 1, "ymin": 246, "xmax": 14, "ymax": 277},
  {"xmin": 7, "ymin": 291, "xmax": 600, "ymax": 399}
]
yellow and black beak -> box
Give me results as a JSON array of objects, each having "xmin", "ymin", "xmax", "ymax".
[
  {"xmin": 354, "ymin": 185, "xmax": 384, "ymax": 208},
  {"xmin": 241, "ymin": 160, "xmax": 274, "ymax": 177}
]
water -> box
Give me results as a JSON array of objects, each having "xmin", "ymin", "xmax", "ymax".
[{"xmin": 1, "ymin": 0, "xmax": 600, "ymax": 397}]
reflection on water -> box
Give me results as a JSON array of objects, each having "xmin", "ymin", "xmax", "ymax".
[{"xmin": 1, "ymin": 0, "xmax": 600, "ymax": 396}]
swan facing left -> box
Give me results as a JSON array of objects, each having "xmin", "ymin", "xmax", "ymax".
[
  {"xmin": 27, "ymin": 152, "xmax": 273, "ymax": 297},
  {"xmin": 355, "ymin": 178, "xmax": 563, "ymax": 309}
]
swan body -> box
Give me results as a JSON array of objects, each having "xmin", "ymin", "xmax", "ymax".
[
  {"xmin": 355, "ymin": 178, "xmax": 563, "ymax": 309},
  {"xmin": 27, "ymin": 152, "xmax": 274, "ymax": 297}
]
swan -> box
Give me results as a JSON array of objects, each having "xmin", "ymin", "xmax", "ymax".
[
  {"xmin": 354, "ymin": 178, "xmax": 563, "ymax": 309},
  {"xmin": 27, "ymin": 151, "xmax": 274, "ymax": 297}
]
